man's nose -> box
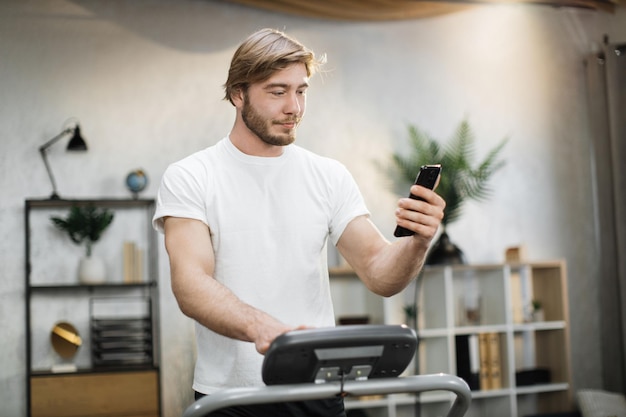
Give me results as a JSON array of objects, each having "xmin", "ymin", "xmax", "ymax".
[{"xmin": 284, "ymin": 93, "xmax": 302, "ymax": 115}]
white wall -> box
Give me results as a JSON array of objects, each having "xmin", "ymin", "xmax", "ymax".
[{"xmin": 1, "ymin": 1, "xmax": 624, "ymax": 415}]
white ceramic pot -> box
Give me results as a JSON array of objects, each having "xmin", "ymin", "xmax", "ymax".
[
  {"xmin": 532, "ymin": 309, "xmax": 545, "ymax": 322},
  {"xmin": 78, "ymin": 256, "xmax": 106, "ymax": 284}
]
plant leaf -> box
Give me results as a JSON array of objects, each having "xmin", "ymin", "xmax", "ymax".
[
  {"xmin": 391, "ymin": 119, "xmax": 507, "ymax": 226},
  {"xmin": 50, "ymin": 205, "xmax": 115, "ymax": 253}
]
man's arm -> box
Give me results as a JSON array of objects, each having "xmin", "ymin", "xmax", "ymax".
[
  {"xmin": 336, "ymin": 184, "xmax": 445, "ymax": 297},
  {"xmin": 163, "ymin": 216, "xmax": 293, "ymax": 354}
]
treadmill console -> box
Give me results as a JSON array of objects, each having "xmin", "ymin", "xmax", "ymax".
[{"xmin": 262, "ymin": 325, "xmax": 418, "ymax": 385}]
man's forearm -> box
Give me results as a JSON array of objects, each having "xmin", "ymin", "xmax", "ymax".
[
  {"xmin": 361, "ymin": 236, "xmax": 429, "ymax": 297},
  {"xmin": 172, "ymin": 271, "xmax": 292, "ymax": 353}
]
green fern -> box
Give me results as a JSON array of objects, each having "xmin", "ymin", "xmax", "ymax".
[
  {"xmin": 50, "ymin": 206, "xmax": 114, "ymax": 257},
  {"xmin": 393, "ymin": 119, "xmax": 507, "ymax": 226}
]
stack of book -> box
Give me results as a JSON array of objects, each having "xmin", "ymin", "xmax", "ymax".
[
  {"xmin": 91, "ymin": 317, "xmax": 153, "ymax": 368},
  {"xmin": 455, "ymin": 332, "xmax": 502, "ymax": 391}
]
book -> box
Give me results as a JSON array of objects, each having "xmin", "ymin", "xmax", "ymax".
[
  {"xmin": 134, "ymin": 246, "xmax": 144, "ymax": 282},
  {"xmin": 455, "ymin": 334, "xmax": 480, "ymax": 390},
  {"xmin": 123, "ymin": 241, "xmax": 144, "ymax": 283},
  {"xmin": 468, "ymin": 334, "xmax": 481, "ymax": 386},
  {"xmin": 123, "ymin": 241, "xmax": 135, "ymax": 283},
  {"xmin": 510, "ymin": 271, "xmax": 525, "ymax": 324},
  {"xmin": 488, "ymin": 332, "xmax": 503, "ymax": 389},
  {"xmin": 478, "ymin": 332, "xmax": 492, "ymax": 390}
]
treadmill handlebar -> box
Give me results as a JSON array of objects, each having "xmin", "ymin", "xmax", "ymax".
[{"xmin": 183, "ymin": 373, "xmax": 472, "ymax": 417}]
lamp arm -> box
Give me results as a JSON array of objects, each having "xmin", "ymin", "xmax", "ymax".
[
  {"xmin": 38, "ymin": 127, "xmax": 73, "ymax": 152},
  {"xmin": 39, "ymin": 127, "xmax": 73, "ymax": 199},
  {"xmin": 39, "ymin": 148, "xmax": 59, "ymax": 199}
]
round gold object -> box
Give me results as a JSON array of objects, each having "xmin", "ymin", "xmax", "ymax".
[{"xmin": 50, "ymin": 321, "xmax": 82, "ymax": 359}]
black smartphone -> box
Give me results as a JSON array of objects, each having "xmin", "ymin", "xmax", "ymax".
[{"xmin": 394, "ymin": 164, "xmax": 442, "ymax": 237}]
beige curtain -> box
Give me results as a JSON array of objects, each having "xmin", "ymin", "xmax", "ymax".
[{"xmin": 220, "ymin": 0, "xmax": 617, "ymax": 21}]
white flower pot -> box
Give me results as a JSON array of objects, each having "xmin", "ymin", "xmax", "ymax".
[
  {"xmin": 78, "ymin": 256, "xmax": 106, "ymax": 284},
  {"xmin": 532, "ymin": 309, "xmax": 545, "ymax": 322}
]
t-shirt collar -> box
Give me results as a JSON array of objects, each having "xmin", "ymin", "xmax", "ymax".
[{"xmin": 224, "ymin": 136, "xmax": 292, "ymax": 166}]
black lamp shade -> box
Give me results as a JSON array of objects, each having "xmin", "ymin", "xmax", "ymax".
[{"xmin": 67, "ymin": 125, "xmax": 88, "ymax": 151}]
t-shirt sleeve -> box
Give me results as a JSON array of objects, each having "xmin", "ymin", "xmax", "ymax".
[
  {"xmin": 152, "ymin": 160, "xmax": 209, "ymax": 233},
  {"xmin": 328, "ymin": 162, "xmax": 370, "ymax": 246}
]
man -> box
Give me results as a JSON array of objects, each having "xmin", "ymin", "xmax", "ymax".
[{"xmin": 153, "ymin": 28, "xmax": 445, "ymax": 416}]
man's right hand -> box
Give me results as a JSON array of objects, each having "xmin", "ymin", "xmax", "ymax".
[{"xmin": 254, "ymin": 323, "xmax": 311, "ymax": 354}]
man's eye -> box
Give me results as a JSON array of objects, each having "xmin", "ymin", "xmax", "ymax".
[
  {"xmin": 271, "ymin": 91, "xmax": 286, "ymax": 96},
  {"xmin": 297, "ymin": 90, "xmax": 307, "ymax": 96}
]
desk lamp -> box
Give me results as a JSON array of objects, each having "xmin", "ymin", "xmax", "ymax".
[{"xmin": 39, "ymin": 122, "xmax": 88, "ymax": 199}]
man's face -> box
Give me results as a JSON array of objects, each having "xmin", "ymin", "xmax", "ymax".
[{"xmin": 240, "ymin": 63, "xmax": 309, "ymax": 147}]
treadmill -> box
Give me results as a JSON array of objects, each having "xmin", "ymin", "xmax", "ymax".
[{"xmin": 183, "ymin": 325, "xmax": 471, "ymax": 417}]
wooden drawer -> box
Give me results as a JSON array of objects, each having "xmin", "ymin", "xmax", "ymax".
[{"xmin": 31, "ymin": 370, "xmax": 159, "ymax": 417}]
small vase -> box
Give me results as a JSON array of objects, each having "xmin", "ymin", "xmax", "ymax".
[
  {"xmin": 78, "ymin": 255, "xmax": 106, "ymax": 284},
  {"xmin": 532, "ymin": 309, "xmax": 545, "ymax": 322},
  {"xmin": 425, "ymin": 231, "xmax": 466, "ymax": 265}
]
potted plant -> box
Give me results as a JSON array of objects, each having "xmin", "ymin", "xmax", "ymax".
[
  {"xmin": 392, "ymin": 119, "xmax": 507, "ymax": 264},
  {"xmin": 530, "ymin": 299, "xmax": 544, "ymax": 322},
  {"xmin": 50, "ymin": 205, "xmax": 114, "ymax": 283},
  {"xmin": 403, "ymin": 303, "xmax": 418, "ymax": 329}
]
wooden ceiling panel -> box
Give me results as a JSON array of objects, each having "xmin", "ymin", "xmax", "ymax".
[{"xmin": 220, "ymin": 0, "xmax": 619, "ymax": 21}]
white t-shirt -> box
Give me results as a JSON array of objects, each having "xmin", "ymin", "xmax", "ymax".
[{"xmin": 153, "ymin": 137, "xmax": 369, "ymax": 394}]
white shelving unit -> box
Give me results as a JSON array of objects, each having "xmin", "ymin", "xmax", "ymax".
[{"xmin": 329, "ymin": 261, "xmax": 572, "ymax": 417}]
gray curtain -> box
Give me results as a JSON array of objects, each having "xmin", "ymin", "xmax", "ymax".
[{"xmin": 585, "ymin": 42, "xmax": 626, "ymax": 393}]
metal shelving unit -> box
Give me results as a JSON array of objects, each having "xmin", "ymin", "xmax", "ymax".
[{"xmin": 24, "ymin": 198, "xmax": 161, "ymax": 417}]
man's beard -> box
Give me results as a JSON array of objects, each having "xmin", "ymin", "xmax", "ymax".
[{"xmin": 241, "ymin": 98, "xmax": 300, "ymax": 147}]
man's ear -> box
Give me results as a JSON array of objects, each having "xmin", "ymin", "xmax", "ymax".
[{"xmin": 231, "ymin": 87, "xmax": 245, "ymax": 108}]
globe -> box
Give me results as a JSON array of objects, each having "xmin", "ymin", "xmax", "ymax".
[{"xmin": 126, "ymin": 169, "xmax": 148, "ymax": 196}]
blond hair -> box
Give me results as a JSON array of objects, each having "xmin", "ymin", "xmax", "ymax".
[{"xmin": 223, "ymin": 28, "xmax": 325, "ymax": 105}]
